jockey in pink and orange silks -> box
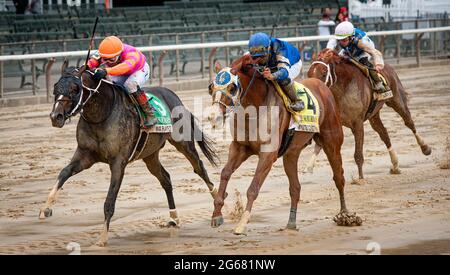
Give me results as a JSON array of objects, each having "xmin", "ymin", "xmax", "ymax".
[{"xmin": 87, "ymin": 36, "xmax": 156, "ymax": 127}]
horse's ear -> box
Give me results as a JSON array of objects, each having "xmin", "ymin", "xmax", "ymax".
[
  {"xmin": 214, "ymin": 61, "xmax": 222, "ymax": 73},
  {"xmin": 208, "ymin": 83, "xmax": 214, "ymax": 95},
  {"xmin": 312, "ymin": 52, "xmax": 317, "ymax": 61},
  {"xmin": 61, "ymin": 59, "xmax": 69, "ymax": 75}
]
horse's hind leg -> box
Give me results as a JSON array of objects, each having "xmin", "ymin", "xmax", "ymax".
[
  {"xmin": 318, "ymin": 131, "xmax": 362, "ymax": 227},
  {"xmin": 369, "ymin": 112, "xmax": 401, "ymax": 174},
  {"xmin": 168, "ymin": 139, "xmax": 216, "ymax": 198},
  {"xmin": 39, "ymin": 148, "xmax": 95, "ymax": 219},
  {"xmin": 143, "ymin": 152, "xmax": 179, "ymax": 227},
  {"xmin": 386, "ymin": 94, "xmax": 432, "ymax": 155},
  {"xmin": 283, "ymin": 132, "xmax": 314, "ymax": 230}
]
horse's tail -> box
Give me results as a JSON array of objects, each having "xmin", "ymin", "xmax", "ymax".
[
  {"xmin": 191, "ymin": 113, "xmax": 219, "ymax": 167},
  {"xmin": 389, "ymin": 64, "xmax": 411, "ymax": 103}
]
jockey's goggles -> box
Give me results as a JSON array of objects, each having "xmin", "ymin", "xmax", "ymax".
[
  {"xmin": 102, "ymin": 55, "xmax": 120, "ymax": 64},
  {"xmin": 249, "ymin": 46, "xmax": 269, "ymax": 59}
]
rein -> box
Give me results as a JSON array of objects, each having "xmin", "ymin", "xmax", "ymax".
[
  {"xmin": 239, "ymin": 63, "xmax": 266, "ymax": 102},
  {"xmin": 311, "ymin": 60, "xmax": 337, "ymax": 87},
  {"xmin": 63, "ymin": 70, "xmax": 116, "ymax": 124}
]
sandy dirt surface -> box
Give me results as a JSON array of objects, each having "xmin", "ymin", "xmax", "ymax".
[{"xmin": 0, "ymin": 64, "xmax": 449, "ymax": 255}]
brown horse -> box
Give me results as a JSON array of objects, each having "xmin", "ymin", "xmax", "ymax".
[
  {"xmin": 210, "ymin": 54, "xmax": 361, "ymax": 235},
  {"xmin": 307, "ymin": 49, "xmax": 431, "ymax": 184}
]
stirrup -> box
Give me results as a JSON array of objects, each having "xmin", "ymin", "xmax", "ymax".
[{"xmin": 373, "ymin": 83, "xmax": 386, "ymax": 93}]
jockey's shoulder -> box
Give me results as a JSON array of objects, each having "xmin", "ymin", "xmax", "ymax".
[{"xmin": 354, "ymin": 28, "xmax": 367, "ymax": 38}]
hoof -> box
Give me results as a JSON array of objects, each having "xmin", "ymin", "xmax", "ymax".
[
  {"xmin": 211, "ymin": 216, "xmax": 224, "ymax": 228},
  {"xmin": 39, "ymin": 208, "xmax": 52, "ymax": 219},
  {"xmin": 167, "ymin": 220, "xmax": 179, "ymax": 228},
  {"xmin": 233, "ymin": 226, "xmax": 247, "ymax": 235},
  {"xmin": 421, "ymin": 145, "xmax": 432, "ymax": 156},
  {"xmin": 302, "ymin": 167, "xmax": 314, "ymax": 174},
  {"xmin": 333, "ymin": 212, "xmax": 363, "ymax": 226},
  {"xmin": 351, "ymin": 178, "xmax": 368, "ymax": 185},
  {"xmin": 390, "ymin": 167, "xmax": 401, "ymax": 174},
  {"xmin": 95, "ymin": 240, "xmax": 108, "ymax": 247},
  {"xmin": 286, "ymin": 223, "xmax": 297, "ymax": 230}
]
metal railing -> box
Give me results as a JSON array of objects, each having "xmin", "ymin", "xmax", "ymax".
[{"xmin": 0, "ymin": 26, "xmax": 449, "ymax": 101}]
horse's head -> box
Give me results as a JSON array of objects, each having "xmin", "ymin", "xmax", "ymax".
[
  {"xmin": 50, "ymin": 60, "xmax": 84, "ymax": 127},
  {"xmin": 50, "ymin": 60, "xmax": 100, "ymax": 128},
  {"xmin": 207, "ymin": 64, "xmax": 240, "ymax": 128},
  {"xmin": 308, "ymin": 48, "xmax": 341, "ymax": 86},
  {"xmin": 230, "ymin": 53, "xmax": 265, "ymax": 79}
]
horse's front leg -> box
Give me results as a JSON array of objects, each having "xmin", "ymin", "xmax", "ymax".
[
  {"xmin": 39, "ymin": 148, "xmax": 95, "ymax": 219},
  {"xmin": 96, "ymin": 158, "xmax": 127, "ymax": 247},
  {"xmin": 234, "ymin": 152, "xmax": 278, "ymax": 235},
  {"xmin": 212, "ymin": 141, "xmax": 251, "ymax": 228}
]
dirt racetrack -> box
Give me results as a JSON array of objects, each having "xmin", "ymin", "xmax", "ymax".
[{"xmin": 0, "ymin": 63, "xmax": 449, "ymax": 255}]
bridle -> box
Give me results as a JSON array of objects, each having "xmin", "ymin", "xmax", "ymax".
[
  {"xmin": 55, "ymin": 69, "xmax": 116, "ymax": 123},
  {"xmin": 310, "ymin": 60, "xmax": 337, "ymax": 87}
]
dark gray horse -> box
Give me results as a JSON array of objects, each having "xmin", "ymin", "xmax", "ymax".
[{"xmin": 41, "ymin": 61, "xmax": 218, "ymax": 246}]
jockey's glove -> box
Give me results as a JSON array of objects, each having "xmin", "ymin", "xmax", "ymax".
[{"xmin": 93, "ymin": 68, "xmax": 107, "ymax": 80}]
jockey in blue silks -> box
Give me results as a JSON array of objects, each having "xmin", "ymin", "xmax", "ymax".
[{"xmin": 248, "ymin": 32, "xmax": 305, "ymax": 111}]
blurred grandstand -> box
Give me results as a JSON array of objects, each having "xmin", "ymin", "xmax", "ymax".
[{"xmin": 0, "ymin": 0, "xmax": 449, "ymax": 101}]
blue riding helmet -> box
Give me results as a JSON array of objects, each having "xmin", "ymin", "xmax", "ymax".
[{"xmin": 248, "ymin": 32, "xmax": 271, "ymax": 58}]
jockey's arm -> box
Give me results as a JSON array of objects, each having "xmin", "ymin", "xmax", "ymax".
[
  {"xmin": 326, "ymin": 38, "xmax": 337, "ymax": 50},
  {"xmin": 357, "ymin": 37, "xmax": 384, "ymax": 69},
  {"xmin": 272, "ymin": 54, "xmax": 290, "ymax": 81},
  {"xmin": 105, "ymin": 52, "xmax": 139, "ymax": 76}
]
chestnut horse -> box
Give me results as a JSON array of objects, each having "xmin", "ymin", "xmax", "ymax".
[
  {"xmin": 307, "ymin": 49, "xmax": 431, "ymax": 184},
  {"xmin": 210, "ymin": 54, "xmax": 361, "ymax": 235}
]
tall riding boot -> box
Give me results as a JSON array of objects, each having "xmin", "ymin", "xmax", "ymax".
[
  {"xmin": 134, "ymin": 88, "xmax": 158, "ymax": 127},
  {"xmin": 369, "ymin": 69, "xmax": 386, "ymax": 93},
  {"xmin": 282, "ymin": 81, "xmax": 305, "ymax": 112}
]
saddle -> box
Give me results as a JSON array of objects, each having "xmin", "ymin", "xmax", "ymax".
[{"xmin": 273, "ymin": 81, "xmax": 320, "ymax": 133}]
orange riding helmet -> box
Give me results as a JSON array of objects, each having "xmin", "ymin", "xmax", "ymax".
[{"xmin": 98, "ymin": 36, "xmax": 124, "ymax": 59}]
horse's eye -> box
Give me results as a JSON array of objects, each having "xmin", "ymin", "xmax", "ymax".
[
  {"xmin": 229, "ymin": 84, "xmax": 238, "ymax": 96},
  {"xmin": 69, "ymin": 83, "xmax": 79, "ymax": 94},
  {"xmin": 244, "ymin": 64, "xmax": 253, "ymax": 71}
]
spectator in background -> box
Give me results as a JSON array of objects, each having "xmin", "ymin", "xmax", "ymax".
[
  {"xmin": 25, "ymin": 0, "xmax": 42, "ymax": 15},
  {"xmin": 317, "ymin": 12, "xmax": 335, "ymax": 50},
  {"xmin": 336, "ymin": 7, "xmax": 349, "ymax": 24},
  {"xmin": 13, "ymin": 0, "xmax": 29, "ymax": 14}
]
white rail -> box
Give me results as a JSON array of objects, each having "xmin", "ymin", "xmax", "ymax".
[
  {"xmin": 0, "ymin": 26, "xmax": 449, "ymax": 100},
  {"xmin": 1, "ymin": 26, "xmax": 449, "ymax": 61}
]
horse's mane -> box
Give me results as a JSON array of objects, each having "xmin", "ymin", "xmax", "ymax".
[
  {"xmin": 62, "ymin": 66, "xmax": 80, "ymax": 77},
  {"xmin": 316, "ymin": 48, "xmax": 346, "ymax": 65}
]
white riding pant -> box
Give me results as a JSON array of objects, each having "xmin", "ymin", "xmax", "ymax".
[
  {"xmin": 108, "ymin": 62, "xmax": 150, "ymax": 94},
  {"xmin": 287, "ymin": 60, "xmax": 302, "ymax": 81}
]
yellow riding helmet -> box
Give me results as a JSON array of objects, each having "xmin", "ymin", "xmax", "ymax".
[{"xmin": 98, "ymin": 36, "xmax": 124, "ymax": 58}]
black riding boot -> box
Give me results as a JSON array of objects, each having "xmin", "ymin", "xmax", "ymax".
[
  {"xmin": 134, "ymin": 88, "xmax": 158, "ymax": 128},
  {"xmin": 282, "ymin": 81, "xmax": 305, "ymax": 112}
]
